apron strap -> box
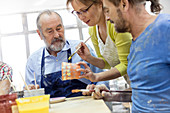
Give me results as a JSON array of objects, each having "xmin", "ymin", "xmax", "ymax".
[
  {"xmin": 41, "ymin": 48, "xmax": 45, "ymax": 76},
  {"xmin": 41, "ymin": 42, "xmax": 72, "ymax": 76},
  {"xmin": 67, "ymin": 48, "xmax": 72, "ymax": 63},
  {"xmin": 66, "ymin": 40, "xmax": 72, "ymax": 63}
]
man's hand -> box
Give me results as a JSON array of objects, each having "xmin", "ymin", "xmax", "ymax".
[
  {"xmin": 102, "ymin": 87, "xmax": 132, "ymax": 102},
  {"xmin": 92, "ymin": 84, "xmax": 109, "ymax": 99},
  {"xmin": 82, "ymin": 84, "xmax": 95, "ymax": 96},
  {"xmin": 24, "ymin": 84, "xmax": 40, "ymax": 90},
  {"xmin": 76, "ymin": 62, "xmax": 98, "ymax": 82}
]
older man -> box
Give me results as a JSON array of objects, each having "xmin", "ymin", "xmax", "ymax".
[{"xmin": 25, "ymin": 10, "xmax": 109, "ymax": 98}]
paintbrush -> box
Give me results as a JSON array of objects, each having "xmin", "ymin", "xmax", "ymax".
[
  {"xmin": 19, "ymin": 72, "xmax": 30, "ymax": 92},
  {"xmin": 6, "ymin": 74, "xmax": 16, "ymax": 92},
  {"xmin": 68, "ymin": 35, "xmax": 92, "ymax": 60},
  {"xmin": 72, "ymin": 89, "xmax": 132, "ymax": 93},
  {"xmin": 34, "ymin": 72, "xmax": 37, "ymax": 90}
]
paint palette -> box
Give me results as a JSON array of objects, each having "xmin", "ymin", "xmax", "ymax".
[{"xmin": 62, "ymin": 62, "xmax": 81, "ymax": 80}]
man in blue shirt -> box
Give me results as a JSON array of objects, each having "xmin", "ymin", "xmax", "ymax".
[
  {"xmin": 80, "ymin": 0, "xmax": 170, "ymax": 112},
  {"xmin": 25, "ymin": 10, "xmax": 109, "ymax": 98}
]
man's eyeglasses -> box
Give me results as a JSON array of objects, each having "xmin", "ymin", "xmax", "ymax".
[{"xmin": 72, "ymin": 3, "xmax": 94, "ymax": 16}]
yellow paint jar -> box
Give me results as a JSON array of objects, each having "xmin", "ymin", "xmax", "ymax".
[{"xmin": 16, "ymin": 95, "xmax": 50, "ymax": 113}]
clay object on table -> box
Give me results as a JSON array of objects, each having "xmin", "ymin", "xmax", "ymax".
[{"xmin": 0, "ymin": 93, "xmax": 17, "ymax": 113}]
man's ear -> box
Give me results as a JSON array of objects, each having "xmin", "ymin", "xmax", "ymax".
[
  {"xmin": 37, "ymin": 30, "xmax": 43, "ymax": 40},
  {"xmin": 121, "ymin": 0, "xmax": 129, "ymax": 11}
]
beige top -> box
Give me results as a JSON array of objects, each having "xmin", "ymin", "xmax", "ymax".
[{"xmin": 96, "ymin": 25, "xmax": 120, "ymax": 67}]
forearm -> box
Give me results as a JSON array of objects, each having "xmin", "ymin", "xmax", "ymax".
[
  {"xmin": 95, "ymin": 67, "xmax": 121, "ymax": 81},
  {"xmin": 25, "ymin": 61, "xmax": 39, "ymax": 85},
  {"xmin": 86, "ymin": 55, "xmax": 105, "ymax": 69},
  {"xmin": 0, "ymin": 79, "xmax": 10, "ymax": 95}
]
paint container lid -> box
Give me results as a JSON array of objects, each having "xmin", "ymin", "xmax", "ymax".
[
  {"xmin": 11, "ymin": 91, "xmax": 24, "ymax": 98},
  {"xmin": 24, "ymin": 88, "xmax": 45, "ymax": 97}
]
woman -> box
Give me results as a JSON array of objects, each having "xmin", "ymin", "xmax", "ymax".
[
  {"xmin": 66, "ymin": 0, "xmax": 132, "ymax": 86},
  {"xmin": 0, "ymin": 61, "xmax": 13, "ymax": 95}
]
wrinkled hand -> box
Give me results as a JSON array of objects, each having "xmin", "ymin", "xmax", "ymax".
[
  {"xmin": 92, "ymin": 84, "xmax": 109, "ymax": 99},
  {"xmin": 103, "ymin": 88, "xmax": 132, "ymax": 102},
  {"xmin": 102, "ymin": 92, "xmax": 132, "ymax": 102},
  {"xmin": 77, "ymin": 62, "xmax": 97, "ymax": 82},
  {"xmin": 82, "ymin": 84, "xmax": 95, "ymax": 96},
  {"xmin": 24, "ymin": 84, "xmax": 40, "ymax": 90},
  {"xmin": 92, "ymin": 84, "xmax": 132, "ymax": 102},
  {"xmin": 76, "ymin": 42, "xmax": 91, "ymax": 61}
]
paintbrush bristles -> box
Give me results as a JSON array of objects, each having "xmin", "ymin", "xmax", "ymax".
[
  {"xmin": 72, "ymin": 89, "xmax": 81, "ymax": 93},
  {"xmin": 72, "ymin": 89, "xmax": 90, "ymax": 93},
  {"xmin": 68, "ymin": 35, "xmax": 92, "ymax": 60}
]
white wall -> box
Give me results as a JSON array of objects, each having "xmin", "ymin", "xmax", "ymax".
[
  {"xmin": 0, "ymin": 0, "xmax": 67, "ymax": 15},
  {"xmin": 160, "ymin": 0, "xmax": 170, "ymax": 14},
  {"xmin": 0, "ymin": 0, "xmax": 169, "ymax": 15}
]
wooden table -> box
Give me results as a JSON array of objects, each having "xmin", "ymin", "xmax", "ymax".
[{"xmin": 49, "ymin": 96, "xmax": 111, "ymax": 113}]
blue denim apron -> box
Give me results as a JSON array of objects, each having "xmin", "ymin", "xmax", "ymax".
[{"xmin": 41, "ymin": 46, "xmax": 87, "ymax": 98}]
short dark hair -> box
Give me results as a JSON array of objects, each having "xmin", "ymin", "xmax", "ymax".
[{"xmin": 108, "ymin": 0, "xmax": 162, "ymax": 14}]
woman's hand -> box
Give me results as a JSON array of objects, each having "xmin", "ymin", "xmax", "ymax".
[
  {"xmin": 77, "ymin": 62, "xmax": 98, "ymax": 82},
  {"xmin": 76, "ymin": 42, "xmax": 92, "ymax": 61}
]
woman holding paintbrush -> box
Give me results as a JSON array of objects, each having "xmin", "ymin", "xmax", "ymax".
[{"xmin": 66, "ymin": 0, "xmax": 132, "ymax": 97}]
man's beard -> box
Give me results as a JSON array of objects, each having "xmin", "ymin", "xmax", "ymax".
[
  {"xmin": 113, "ymin": 9, "xmax": 130, "ymax": 33},
  {"xmin": 43, "ymin": 35, "xmax": 65, "ymax": 52},
  {"xmin": 48, "ymin": 37, "xmax": 65, "ymax": 52}
]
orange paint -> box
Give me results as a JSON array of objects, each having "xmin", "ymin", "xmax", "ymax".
[
  {"xmin": 72, "ymin": 89, "xmax": 81, "ymax": 93},
  {"xmin": 62, "ymin": 62, "xmax": 81, "ymax": 80}
]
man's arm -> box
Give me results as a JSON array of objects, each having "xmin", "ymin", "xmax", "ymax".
[{"xmin": 25, "ymin": 58, "xmax": 40, "ymax": 90}]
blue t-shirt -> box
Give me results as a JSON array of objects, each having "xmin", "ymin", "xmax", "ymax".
[{"xmin": 127, "ymin": 14, "xmax": 170, "ymax": 113}]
